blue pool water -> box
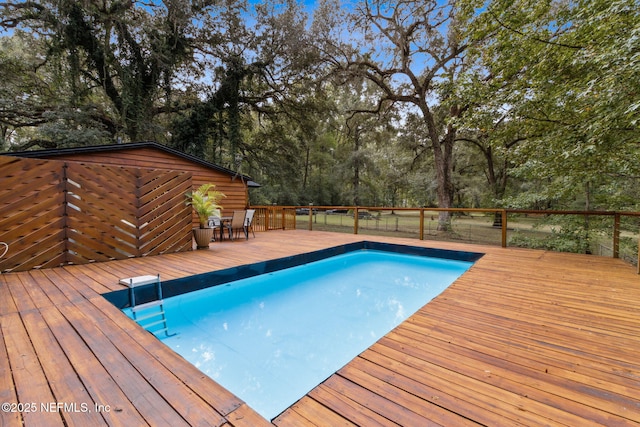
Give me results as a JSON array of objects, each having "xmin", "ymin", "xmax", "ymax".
[{"xmin": 124, "ymin": 249, "xmax": 473, "ymax": 420}]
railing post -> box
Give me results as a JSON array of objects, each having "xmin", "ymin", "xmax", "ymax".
[
  {"xmin": 308, "ymin": 204, "xmax": 313, "ymax": 231},
  {"xmin": 281, "ymin": 208, "xmax": 285, "ymax": 230},
  {"xmin": 613, "ymin": 213, "xmax": 620, "ymax": 258},
  {"xmin": 265, "ymin": 207, "xmax": 271, "ymax": 231},
  {"xmin": 419, "ymin": 209, "xmax": 424, "ymax": 240},
  {"xmin": 501, "ymin": 209, "xmax": 508, "ymax": 248},
  {"xmin": 354, "ymin": 207, "xmax": 359, "ymax": 234},
  {"xmin": 637, "ymin": 230, "xmax": 640, "ymax": 274}
]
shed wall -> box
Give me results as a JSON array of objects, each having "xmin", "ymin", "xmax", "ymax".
[{"xmin": 32, "ymin": 147, "xmax": 249, "ymax": 223}]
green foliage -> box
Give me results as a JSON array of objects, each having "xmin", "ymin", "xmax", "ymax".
[
  {"xmin": 462, "ymin": 0, "xmax": 640, "ymax": 210},
  {"xmin": 184, "ymin": 183, "xmax": 226, "ymax": 228},
  {"xmin": 1, "ymin": 0, "xmax": 214, "ymax": 144},
  {"xmin": 0, "ymin": 30, "xmax": 114, "ymax": 148},
  {"xmin": 1, "ymin": 0, "xmax": 639, "ymax": 247},
  {"xmin": 508, "ymin": 214, "xmax": 611, "ymax": 254},
  {"xmin": 619, "ymin": 236, "xmax": 639, "ymax": 265}
]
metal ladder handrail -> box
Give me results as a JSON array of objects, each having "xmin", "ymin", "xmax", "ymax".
[{"xmin": 120, "ymin": 274, "xmax": 175, "ymax": 338}]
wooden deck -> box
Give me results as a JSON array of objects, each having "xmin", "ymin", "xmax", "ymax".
[{"xmin": 1, "ymin": 230, "xmax": 639, "ymax": 426}]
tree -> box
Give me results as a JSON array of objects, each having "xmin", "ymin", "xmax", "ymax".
[
  {"xmin": 0, "ymin": 30, "xmax": 116, "ymax": 149},
  {"xmin": 314, "ymin": 0, "xmax": 480, "ymax": 229},
  {"xmin": 171, "ymin": 0, "xmax": 323, "ymax": 175},
  {"xmin": 464, "ymin": 0, "xmax": 640, "ymax": 211},
  {"xmin": 1, "ymin": 0, "xmax": 213, "ymax": 145},
  {"xmin": 457, "ymin": 0, "xmax": 640, "ymax": 252},
  {"xmin": 0, "ymin": 31, "xmax": 51, "ymax": 148},
  {"xmin": 330, "ymin": 79, "xmax": 393, "ymax": 205}
]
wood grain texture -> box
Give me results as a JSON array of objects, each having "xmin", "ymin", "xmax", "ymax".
[
  {"xmin": 0, "ymin": 230, "xmax": 638, "ymax": 426},
  {"xmin": 0, "ymin": 156, "xmax": 193, "ymax": 272}
]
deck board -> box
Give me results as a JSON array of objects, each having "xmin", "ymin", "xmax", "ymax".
[
  {"xmin": 1, "ymin": 230, "xmax": 639, "ymax": 426},
  {"xmin": 20, "ymin": 309, "xmax": 107, "ymax": 427},
  {"xmin": 0, "ymin": 324, "xmax": 21, "ymax": 427},
  {"xmin": 300, "ymin": 386, "xmax": 391, "ymax": 426},
  {"xmin": 3, "ymin": 311, "xmax": 69, "ymax": 426},
  {"xmin": 39, "ymin": 305, "xmax": 150, "ymax": 426}
]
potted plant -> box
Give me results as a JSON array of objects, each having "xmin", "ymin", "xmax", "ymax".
[{"xmin": 185, "ymin": 183, "xmax": 225, "ymax": 249}]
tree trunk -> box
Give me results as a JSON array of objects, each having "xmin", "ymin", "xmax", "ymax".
[
  {"xmin": 431, "ymin": 131, "xmax": 455, "ymax": 231},
  {"xmin": 482, "ymin": 145, "xmax": 507, "ymax": 227},
  {"xmin": 303, "ymin": 145, "xmax": 310, "ymax": 190},
  {"xmin": 420, "ymin": 101, "xmax": 458, "ymax": 231}
]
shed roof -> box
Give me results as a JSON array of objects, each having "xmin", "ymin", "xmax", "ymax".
[{"xmin": 5, "ymin": 141, "xmax": 258, "ymax": 185}]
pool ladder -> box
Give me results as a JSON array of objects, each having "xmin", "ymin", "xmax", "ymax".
[{"xmin": 120, "ymin": 274, "xmax": 176, "ymax": 338}]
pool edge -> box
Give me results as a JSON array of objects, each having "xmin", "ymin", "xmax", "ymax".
[{"xmin": 102, "ymin": 240, "xmax": 484, "ymax": 309}]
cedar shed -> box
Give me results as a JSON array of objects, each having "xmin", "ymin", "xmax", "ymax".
[{"xmin": 9, "ymin": 141, "xmax": 257, "ymax": 226}]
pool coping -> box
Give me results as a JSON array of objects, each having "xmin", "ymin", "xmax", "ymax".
[{"xmin": 103, "ymin": 240, "xmax": 484, "ymax": 309}]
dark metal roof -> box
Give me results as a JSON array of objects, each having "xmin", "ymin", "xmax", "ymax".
[{"xmin": 4, "ymin": 141, "xmax": 255, "ymax": 183}]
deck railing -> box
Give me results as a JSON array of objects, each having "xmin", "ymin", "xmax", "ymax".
[{"xmin": 251, "ymin": 205, "xmax": 640, "ymax": 272}]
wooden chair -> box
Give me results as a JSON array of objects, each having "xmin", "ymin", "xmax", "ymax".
[
  {"xmin": 227, "ymin": 210, "xmax": 247, "ymax": 240},
  {"xmin": 244, "ymin": 209, "xmax": 256, "ymax": 238}
]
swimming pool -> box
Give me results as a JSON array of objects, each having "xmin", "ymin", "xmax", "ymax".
[{"xmin": 119, "ymin": 244, "xmax": 477, "ymax": 420}]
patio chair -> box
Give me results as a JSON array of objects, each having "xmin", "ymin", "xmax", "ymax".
[
  {"xmin": 227, "ymin": 210, "xmax": 247, "ymax": 240},
  {"xmin": 208, "ymin": 216, "xmax": 223, "ymax": 241},
  {"xmin": 244, "ymin": 209, "xmax": 256, "ymax": 238}
]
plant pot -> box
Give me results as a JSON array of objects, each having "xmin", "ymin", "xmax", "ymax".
[{"xmin": 193, "ymin": 227, "xmax": 214, "ymax": 249}]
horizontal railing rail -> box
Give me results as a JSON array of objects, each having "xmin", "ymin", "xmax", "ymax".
[{"xmin": 251, "ymin": 205, "xmax": 640, "ymax": 273}]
